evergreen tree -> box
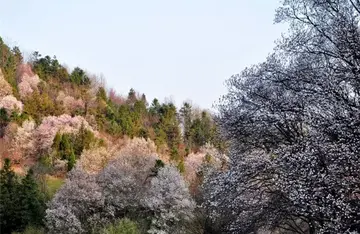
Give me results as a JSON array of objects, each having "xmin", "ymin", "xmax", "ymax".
[
  {"xmin": 0, "ymin": 107, "xmax": 9, "ymax": 137},
  {"xmin": 96, "ymin": 86, "xmax": 107, "ymax": 102},
  {"xmin": 72, "ymin": 123, "xmax": 95, "ymax": 156},
  {"xmin": 179, "ymin": 102, "xmax": 193, "ymax": 149},
  {"xmin": 127, "ymin": 88, "xmax": 137, "ymax": 104},
  {"xmin": 19, "ymin": 169, "xmax": 46, "ymax": 227},
  {"xmin": 149, "ymin": 98, "xmax": 161, "ymax": 115},
  {"xmin": 70, "ymin": 67, "xmax": 90, "ymax": 86},
  {"xmin": 67, "ymin": 150, "xmax": 76, "ymax": 171},
  {"xmin": 0, "ymin": 159, "xmax": 22, "ymax": 234},
  {"xmin": 58, "ymin": 134, "xmax": 72, "ymax": 160}
]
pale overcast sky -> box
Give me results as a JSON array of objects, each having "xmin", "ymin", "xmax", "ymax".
[{"xmin": 0, "ymin": 0, "xmax": 286, "ymax": 110}]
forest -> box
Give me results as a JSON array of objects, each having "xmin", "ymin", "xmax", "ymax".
[{"xmin": 1, "ymin": 0, "xmax": 360, "ymax": 233}]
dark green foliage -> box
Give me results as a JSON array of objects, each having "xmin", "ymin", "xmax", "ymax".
[
  {"xmin": 180, "ymin": 107, "xmax": 223, "ymax": 152},
  {"xmin": 52, "ymin": 133, "xmax": 62, "ymax": 153},
  {"xmin": 0, "ymin": 159, "xmax": 46, "ymax": 234},
  {"xmin": 72, "ymin": 123, "xmax": 95, "ymax": 156},
  {"xmin": 154, "ymin": 128, "xmax": 167, "ymax": 148},
  {"xmin": 10, "ymin": 112, "xmax": 30, "ymax": 126},
  {"xmin": 0, "ymin": 37, "xmax": 22, "ymax": 96},
  {"xmin": 149, "ymin": 98, "xmax": 161, "ymax": 115},
  {"xmin": 57, "ymin": 134, "xmax": 73, "ymax": 160},
  {"xmin": 19, "ymin": 169, "xmax": 46, "ymax": 226},
  {"xmin": 150, "ymin": 159, "xmax": 165, "ymax": 177},
  {"xmin": 23, "ymin": 91, "xmax": 63, "ymax": 124},
  {"xmin": 0, "ymin": 107, "xmax": 9, "ymax": 137},
  {"xmin": 32, "ymin": 53, "xmax": 68, "ymax": 82},
  {"xmin": 52, "ymin": 127, "xmax": 96, "ymax": 170},
  {"xmin": 180, "ymin": 102, "xmax": 193, "ymax": 148},
  {"xmin": 0, "ymin": 158, "xmax": 21, "ymax": 234},
  {"xmin": 190, "ymin": 112, "xmax": 213, "ymax": 148},
  {"xmin": 151, "ymin": 102, "xmax": 181, "ymax": 153},
  {"xmin": 127, "ymin": 88, "xmax": 137, "ymax": 104},
  {"xmin": 104, "ymin": 95, "xmax": 223, "ymax": 156},
  {"xmin": 117, "ymin": 105, "xmax": 135, "ymax": 137},
  {"xmin": 67, "ymin": 151, "xmax": 76, "ymax": 171},
  {"xmin": 96, "ymin": 87, "xmax": 107, "ymax": 101},
  {"xmin": 138, "ymin": 127, "xmax": 149, "ymax": 138},
  {"xmin": 52, "ymin": 133, "xmax": 76, "ymax": 170},
  {"xmin": 70, "ymin": 67, "xmax": 90, "ymax": 86},
  {"xmin": 99, "ymin": 97, "xmax": 150, "ymax": 138}
]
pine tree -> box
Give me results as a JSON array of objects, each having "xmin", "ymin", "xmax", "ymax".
[
  {"xmin": 0, "ymin": 158, "xmax": 22, "ymax": 234},
  {"xmin": 179, "ymin": 102, "xmax": 192, "ymax": 148},
  {"xmin": 0, "ymin": 107, "xmax": 9, "ymax": 137},
  {"xmin": 19, "ymin": 169, "xmax": 46, "ymax": 227},
  {"xmin": 67, "ymin": 150, "xmax": 76, "ymax": 171}
]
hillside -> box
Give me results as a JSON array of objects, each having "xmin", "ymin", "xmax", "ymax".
[
  {"xmin": 0, "ymin": 37, "xmax": 228, "ymax": 233},
  {"xmin": 2, "ymin": 0, "xmax": 360, "ymax": 233}
]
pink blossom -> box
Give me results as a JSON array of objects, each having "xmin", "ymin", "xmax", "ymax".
[
  {"xmin": 184, "ymin": 143, "xmax": 228, "ymax": 183},
  {"xmin": 17, "ymin": 64, "xmax": 40, "ymax": 98},
  {"xmin": 109, "ymin": 88, "xmax": 126, "ymax": 105},
  {"xmin": 12, "ymin": 120, "xmax": 36, "ymax": 155},
  {"xmin": 184, "ymin": 152, "xmax": 204, "ymax": 183},
  {"xmin": 0, "ymin": 95, "xmax": 23, "ymax": 114},
  {"xmin": 57, "ymin": 92, "xmax": 85, "ymax": 114}
]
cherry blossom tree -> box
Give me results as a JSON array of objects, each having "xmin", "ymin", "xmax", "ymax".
[
  {"xmin": 56, "ymin": 91, "xmax": 85, "ymax": 114},
  {"xmin": 0, "ymin": 95, "xmax": 23, "ymax": 115},
  {"xmin": 12, "ymin": 120, "xmax": 36, "ymax": 157},
  {"xmin": 17, "ymin": 64, "xmax": 40, "ymax": 98}
]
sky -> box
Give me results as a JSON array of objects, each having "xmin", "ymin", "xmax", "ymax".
[{"xmin": 0, "ymin": 0, "xmax": 287, "ymax": 110}]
